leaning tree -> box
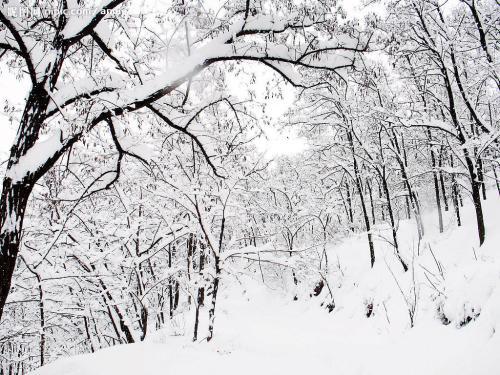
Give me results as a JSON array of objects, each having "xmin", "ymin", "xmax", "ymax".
[{"xmin": 0, "ymin": 0, "xmax": 368, "ymax": 319}]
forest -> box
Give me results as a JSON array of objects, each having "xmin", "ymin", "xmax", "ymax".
[{"xmin": 0, "ymin": 0, "xmax": 499, "ymax": 374}]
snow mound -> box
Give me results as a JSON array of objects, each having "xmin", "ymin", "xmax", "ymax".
[{"xmin": 31, "ymin": 194, "xmax": 500, "ymax": 375}]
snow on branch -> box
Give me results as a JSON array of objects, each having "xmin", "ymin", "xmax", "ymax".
[
  {"xmin": 61, "ymin": 0, "xmax": 127, "ymax": 45},
  {"xmin": 6, "ymin": 131, "xmax": 63, "ymax": 183}
]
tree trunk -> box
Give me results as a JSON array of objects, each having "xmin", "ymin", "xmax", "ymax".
[
  {"xmin": 381, "ymin": 168, "xmax": 408, "ymax": 272},
  {"xmin": 193, "ymin": 241, "xmax": 205, "ymax": 341},
  {"xmin": 345, "ymin": 182, "xmax": 354, "ymax": 232},
  {"xmin": 428, "ymin": 130, "xmax": 444, "ymax": 233},
  {"xmin": 348, "ymin": 130, "xmax": 375, "ymax": 267},
  {"xmin": 466, "ymin": 156, "xmax": 485, "ymax": 245},
  {"xmin": 477, "ymin": 157, "xmax": 487, "ymax": 200},
  {"xmin": 366, "ymin": 180, "xmax": 376, "ymax": 225},
  {"xmin": 378, "ymin": 182, "xmax": 385, "ymax": 221},
  {"xmin": 36, "ymin": 274, "xmax": 45, "ymax": 366},
  {"xmin": 83, "ymin": 316, "xmax": 95, "ymax": 353},
  {"xmin": 0, "ymin": 180, "xmax": 34, "ymax": 321},
  {"xmin": 438, "ymin": 146, "xmax": 449, "ymax": 211},
  {"xmin": 97, "ymin": 276, "xmax": 135, "ymax": 344},
  {"xmin": 207, "ymin": 258, "xmax": 220, "ymax": 342},
  {"xmin": 398, "ymin": 155, "xmax": 424, "ymax": 237},
  {"xmin": 493, "ymin": 164, "xmax": 500, "ymax": 196},
  {"xmin": 433, "ymin": 171, "xmax": 444, "ymax": 233},
  {"xmin": 0, "ymin": 83, "xmax": 62, "ymax": 321},
  {"xmin": 450, "ymin": 155, "xmax": 462, "ymax": 227},
  {"xmin": 389, "ymin": 129, "xmax": 424, "ymax": 237}
]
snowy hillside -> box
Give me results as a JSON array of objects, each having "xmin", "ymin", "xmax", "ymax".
[{"xmin": 31, "ymin": 195, "xmax": 500, "ymax": 375}]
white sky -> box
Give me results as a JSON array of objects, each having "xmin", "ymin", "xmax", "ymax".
[{"xmin": 225, "ymin": 61, "xmax": 307, "ymax": 158}]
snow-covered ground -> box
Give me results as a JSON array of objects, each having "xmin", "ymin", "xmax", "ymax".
[{"xmin": 31, "ymin": 193, "xmax": 500, "ymax": 375}]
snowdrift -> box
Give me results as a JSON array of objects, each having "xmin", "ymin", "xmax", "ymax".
[{"xmin": 31, "ymin": 194, "xmax": 500, "ymax": 375}]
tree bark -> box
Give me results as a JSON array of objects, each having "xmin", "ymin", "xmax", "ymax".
[
  {"xmin": 380, "ymin": 168, "xmax": 408, "ymax": 272},
  {"xmin": 493, "ymin": 164, "xmax": 500, "ymax": 196},
  {"xmin": 450, "ymin": 155, "xmax": 462, "ymax": 226},
  {"xmin": 427, "ymin": 130, "xmax": 444, "ymax": 233},
  {"xmin": 0, "ymin": 80, "xmax": 65, "ymax": 320},
  {"xmin": 347, "ymin": 130, "xmax": 375, "ymax": 267},
  {"xmin": 366, "ymin": 180, "xmax": 376, "ymax": 225},
  {"xmin": 0, "ymin": 180, "xmax": 35, "ymax": 321},
  {"xmin": 207, "ymin": 258, "xmax": 220, "ymax": 342},
  {"xmin": 193, "ymin": 240, "xmax": 205, "ymax": 341},
  {"xmin": 466, "ymin": 157, "xmax": 485, "ymax": 245},
  {"xmin": 438, "ymin": 146, "xmax": 449, "ymax": 211},
  {"xmin": 389, "ymin": 130, "xmax": 424, "ymax": 238},
  {"xmin": 345, "ymin": 182, "xmax": 354, "ymax": 232}
]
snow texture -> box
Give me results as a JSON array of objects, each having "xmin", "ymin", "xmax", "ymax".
[{"xmin": 30, "ymin": 194, "xmax": 500, "ymax": 375}]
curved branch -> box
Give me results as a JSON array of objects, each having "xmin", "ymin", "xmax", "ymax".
[{"xmin": 147, "ymin": 104, "xmax": 224, "ymax": 178}]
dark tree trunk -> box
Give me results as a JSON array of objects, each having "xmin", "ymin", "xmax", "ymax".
[
  {"xmin": 477, "ymin": 157, "xmax": 487, "ymax": 200},
  {"xmin": 139, "ymin": 304, "xmax": 148, "ymax": 341},
  {"xmin": 452, "ymin": 182, "xmax": 461, "ymax": 227},
  {"xmin": 21, "ymin": 265, "xmax": 47, "ymax": 368},
  {"xmin": 193, "ymin": 241, "xmax": 205, "ymax": 341},
  {"xmin": 428, "ymin": 129, "xmax": 444, "ymax": 233},
  {"xmin": 173, "ymin": 281, "xmax": 180, "ymax": 310},
  {"xmin": 36, "ymin": 274, "xmax": 45, "ymax": 366},
  {"xmin": 436, "ymin": 38, "xmax": 486, "ymax": 244},
  {"xmin": 347, "ymin": 130, "xmax": 375, "ymax": 267},
  {"xmin": 168, "ymin": 244, "xmax": 174, "ymax": 318},
  {"xmin": 167, "ymin": 244, "xmax": 180, "ymax": 318},
  {"xmin": 433, "ymin": 171, "xmax": 444, "ymax": 233},
  {"xmin": 345, "ymin": 182, "xmax": 354, "ymax": 232},
  {"xmin": 390, "ymin": 130, "xmax": 424, "ymax": 238},
  {"xmin": 405, "ymin": 196, "xmax": 411, "ymax": 219},
  {"xmin": 0, "ymin": 51, "xmax": 67, "ymax": 320},
  {"xmin": 450, "ymin": 155, "xmax": 462, "ymax": 227},
  {"xmin": 438, "ymin": 146, "xmax": 449, "ymax": 212},
  {"xmin": 97, "ymin": 276, "xmax": 135, "ymax": 344},
  {"xmin": 466, "ymin": 157, "xmax": 485, "ymax": 245},
  {"xmin": 0, "ymin": 180, "xmax": 34, "ymax": 321},
  {"xmin": 378, "ymin": 182, "xmax": 385, "ymax": 221},
  {"xmin": 381, "ymin": 168, "xmax": 408, "ymax": 272},
  {"xmin": 207, "ymin": 258, "xmax": 220, "ymax": 342},
  {"xmin": 366, "ymin": 180, "xmax": 376, "ymax": 225},
  {"xmin": 186, "ymin": 234, "xmax": 196, "ymax": 306},
  {"xmin": 493, "ymin": 164, "xmax": 500, "ymax": 196},
  {"xmin": 84, "ymin": 316, "xmax": 95, "ymax": 353}
]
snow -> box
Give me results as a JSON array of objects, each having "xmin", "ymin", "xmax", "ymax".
[
  {"xmin": 6, "ymin": 131, "xmax": 62, "ymax": 182},
  {"xmin": 61, "ymin": 0, "xmax": 121, "ymax": 40},
  {"xmin": 77, "ymin": 11, "xmax": 358, "ymax": 116},
  {"xmin": 46, "ymin": 76, "xmax": 123, "ymax": 115},
  {"xmin": 30, "ymin": 193, "xmax": 500, "ymax": 375}
]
